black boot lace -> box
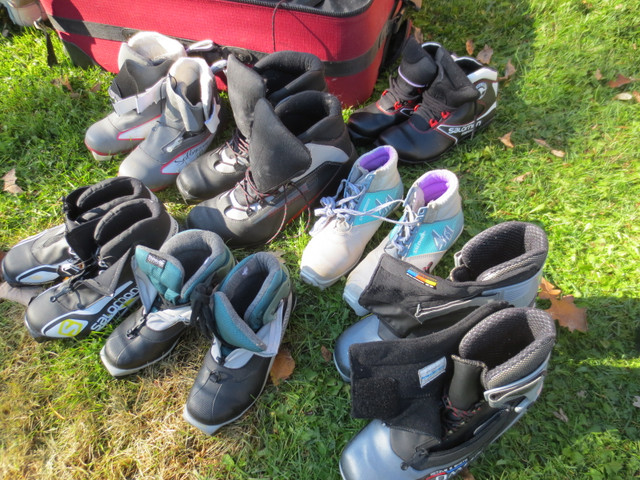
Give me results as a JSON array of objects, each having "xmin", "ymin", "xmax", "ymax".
[
  {"xmin": 380, "ymin": 75, "xmax": 421, "ymax": 111},
  {"xmin": 190, "ymin": 283, "xmax": 216, "ymax": 341},
  {"xmin": 412, "ymin": 93, "xmax": 452, "ymax": 128}
]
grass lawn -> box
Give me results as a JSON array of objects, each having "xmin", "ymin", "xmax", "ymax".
[{"xmin": 1, "ymin": 0, "xmax": 639, "ymax": 479}]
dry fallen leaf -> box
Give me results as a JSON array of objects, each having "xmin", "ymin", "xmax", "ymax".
[
  {"xmin": 502, "ymin": 59, "xmax": 517, "ymax": 80},
  {"xmin": 538, "ymin": 277, "xmax": 562, "ymax": 300},
  {"xmin": 633, "ymin": 396, "xmax": 640, "ymax": 408},
  {"xmin": 633, "ymin": 91, "xmax": 640, "ymax": 103},
  {"xmin": 499, "ymin": 131, "xmax": 514, "ymax": 148},
  {"xmin": 320, "ymin": 345, "xmax": 332, "ymax": 362},
  {"xmin": 594, "ymin": 69, "xmax": 603, "ymax": 80},
  {"xmin": 270, "ymin": 348, "xmax": 295, "ymax": 386},
  {"xmin": 52, "ymin": 76, "xmax": 74, "ymax": 92},
  {"xmin": 553, "ymin": 408, "xmax": 569, "ymax": 423},
  {"xmin": 476, "ymin": 44, "xmax": 493, "ymax": 64},
  {"xmin": 465, "ymin": 39, "xmax": 475, "ymax": 55},
  {"xmin": 413, "ymin": 27, "xmax": 424, "ymax": 44},
  {"xmin": 546, "ymin": 295, "xmax": 588, "ymax": 332},
  {"xmin": 3, "ymin": 168, "xmax": 23, "ymax": 194},
  {"xmin": 608, "ymin": 73, "xmax": 632, "ymax": 88},
  {"xmin": 90, "ymin": 82, "xmax": 102, "ymax": 93},
  {"xmin": 460, "ymin": 467, "xmax": 476, "ymax": 480},
  {"xmin": 614, "ymin": 92, "xmax": 633, "ymax": 101},
  {"xmin": 534, "ymin": 138, "xmax": 565, "ymax": 158},
  {"xmin": 513, "ymin": 172, "xmax": 532, "ymax": 183}
]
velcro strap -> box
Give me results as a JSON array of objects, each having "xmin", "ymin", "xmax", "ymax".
[
  {"xmin": 110, "ymin": 78, "xmax": 166, "ymax": 115},
  {"xmin": 351, "ymin": 377, "xmax": 401, "ymax": 420}
]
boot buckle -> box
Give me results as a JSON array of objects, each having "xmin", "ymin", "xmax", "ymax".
[{"xmin": 483, "ymin": 356, "xmax": 550, "ymax": 411}]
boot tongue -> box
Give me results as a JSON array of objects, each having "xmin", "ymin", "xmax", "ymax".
[
  {"xmin": 447, "ymin": 356, "xmax": 486, "ymax": 410},
  {"xmin": 135, "ymin": 246, "xmax": 185, "ymax": 305},
  {"xmin": 164, "ymin": 58, "xmax": 208, "ymax": 132},
  {"xmin": 403, "ymin": 181, "xmax": 427, "ymax": 211},
  {"xmin": 379, "ymin": 38, "xmax": 438, "ymax": 109},
  {"xmin": 227, "ymin": 54, "xmax": 267, "ymax": 138},
  {"xmin": 236, "ymin": 98, "xmax": 311, "ymax": 200},
  {"xmin": 112, "ymin": 58, "xmax": 173, "ymax": 98},
  {"xmin": 427, "ymin": 49, "xmax": 479, "ymax": 108},
  {"xmin": 213, "ymin": 291, "xmax": 267, "ymax": 353},
  {"xmin": 65, "ymin": 220, "xmax": 100, "ymax": 262},
  {"xmin": 396, "ymin": 38, "xmax": 438, "ymax": 95},
  {"xmin": 255, "ymin": 51, "xmax": 326, "ymax": 105}
]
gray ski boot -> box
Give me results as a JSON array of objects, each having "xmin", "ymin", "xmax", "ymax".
[
  {"xmin": 85, "ymin": 31, "xmax": 186, "ymax": 160},
  {"xmin": 340, "ymin": 304, "xmax": 556, "ymax": 480},
  {"xmin": 118, "ymin": 57, "xmax": 220, "ymax": 191},
  {"xmin": 118, "ymin": 56, "xmax": 222, "ymax": 191},
  {"xmin": 334, "ymin": 221, "xmax": 549, "ymax": 382}
]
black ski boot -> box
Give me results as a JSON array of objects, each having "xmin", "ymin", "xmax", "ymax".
[
  {"xmin": 377, "ymin": 47, "xmax": 498, "ymax": 163},
  {"xmin": 176, "ymin": 51, "xmax": 327, "ymax": 203},
  {"xmin": 183, "ymin": 252, "xmax": 293, "ymax": 435},
  {"xmin": 187, "ymin": 91, "xmax": 357, "ymax": 247},
  {"xmin": 2, "ymin": 176, "xmax": 155, "ymax": 287},
  {"xmin": 347, "ymin": 38, "xmax": 439, "ymax": 145},
  {"xmin": 340, "ymin": 305, "xmax": 556, "ymax": 480},
  {"xmin": 24, "ymin": 198, "xmax": 178, "ymax": 341},
  {"xmin": 100, "ymin": 229, "xmax": 235, "ymax": 377}
]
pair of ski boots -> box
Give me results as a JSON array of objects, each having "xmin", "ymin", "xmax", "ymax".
[
  {"xmin": 84, "ymin": 32, "xmax": 222, "ymax": 191},
  {"xmin": 334, "ymin": 220, "xmax": 557, "ymax": 480}
]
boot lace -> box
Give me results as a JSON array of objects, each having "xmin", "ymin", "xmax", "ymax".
[
  {"xmin": 381, "ymin": 75, "xmax": 420, "ymax": 111},
  {"xmin": 190, "ymin": 283, "xmax": 216, "ymax": 341},
  {"xmin": 237, "ymin": 169, "xmax": 270, "ymax": 207},
  {"xmin": 236, "ymin": 169, "xmax": 313, "ymax": 244},
  {"xmin": 412, "ymin": 93, "xmax": 452, "ymax": 128},
  {"xmin": 49, "ymin": 257, "xmax": 102, "ymax": 307},
  {"xmin": 311, "ymin": 179, "xmax": 402, "ymax": 234},
  {"xmin": 442, "ymin": 395, "xmax": 482, "ymax": 435},
  {"xmin": 126, "ymin": 297, "xmax": 181, "ymax": 338},
  {"xmin": 218, "ymin": 129, "xmax": 250, "ymax": 168}
]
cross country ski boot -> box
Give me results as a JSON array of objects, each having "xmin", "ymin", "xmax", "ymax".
[
  {"xmin": 347, "ymin": 38, "xmax": 439, "ymax": 145},
  {"xmin": 118, "ymin": 56, "xmax": 221, "ymax": 191},
  {"xmin": 377, "ymin": 48, "xmax": 498, "ymax": 163},
  {"xmin": 1, "ymin": 176, "xmax": 156, "ymax": 287},
  {"xmin": 334, "ymin": 221, "xmax": 549, "ymax": 381},
  {"xmin": 183, "ymin": 252, "xmax": 293, "ymax": 435},
  {"xmin": 100, "ymin": 229, "xmax": 235, "ymax": 377},
  {"xmin": 340, "ymin": 305, "xmax": 556, "ymax": 480},
  {"xmin": 342, "ymin": 168, "xmax": 463, "ymax": 316},
  {"xmin": 85, "ymin": 31, "xmax": 186, "ymax": 160},
  {"xmin": 24, "ymin": 198, "xmax": 179, "ymax": 341},
  {"xmin": 299, "ymin": 145, "xmax": 404, "ymax": 289},
  {"xmin": 176, "ymin": 51, "xmax": 327, "ymax": 203},
  {"xmin": 187, "ymin": 91, "xmax": 357, "ymax": 247}
]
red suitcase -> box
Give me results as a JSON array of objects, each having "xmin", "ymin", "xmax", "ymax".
[{"xmin": 39, "ymin": 0, "xmax": 416, "ymax": 106}]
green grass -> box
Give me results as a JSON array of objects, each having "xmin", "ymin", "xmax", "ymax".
[{"xmin": 1, "ymin": 0, "xmax": 639, "ymax": 479}]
